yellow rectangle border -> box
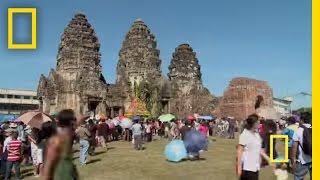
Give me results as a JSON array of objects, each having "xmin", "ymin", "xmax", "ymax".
[
  {"xmin": 312, "ymin": 0, "xmax": 317, "ymax": 179},
  {"xmin": 270, "ymin": 135, "xmax": 289, "ymax": 163},
  {"xmin": 8, "ymin": 8, "xmax": 37, "ymax": 49}
]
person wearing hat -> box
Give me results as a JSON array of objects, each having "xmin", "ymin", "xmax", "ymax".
[
  {"xmin": 9, "ymin": 123, "xmax": 17, "ymax": 129},
  {"xmin": 1, "ymin": 128, "xmax": 15, "ymax": 175},
  {"xmin": 1, "ymin": 121, "xmax": 10, "ymax": 131},
  {"xmin": 97, "ymin": 117, "xmax": 109, "ymax": 148},
  {"xmin": 4, "ymin": 131, "xmax": 23, "ymax": 180},
  {"xmin": 75, "ymin": 119, "xmax": 91, "ymax": 166},
  {"xmin": 3, "ymin": 128, "xmax": 16, "ymax": 152}
]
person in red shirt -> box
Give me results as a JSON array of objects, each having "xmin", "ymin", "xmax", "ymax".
[
  {"xmin": 5, "ymin": 131, "xmax": 22, "ymax": 180},
  {"xmin": 199, "ymin": 121, "xmax": 209, "ymax": 151},
  {"xmin": 97, "ymin": 119, "xmax": 109, "ymax": 148}
]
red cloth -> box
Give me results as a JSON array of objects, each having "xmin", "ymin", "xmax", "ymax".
[
  {"xmin": 7, "ymin": 139, "xmax": 22, "ymax": 161},
  {"xmin": 97, "ymin": 123, "xmax": 109, "ymax": 137},
  {"xmin": 199, "ymin": 125, "xmax": 209, "ymax": 136}
]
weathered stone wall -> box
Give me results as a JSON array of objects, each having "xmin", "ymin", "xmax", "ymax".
[
  {"xmin": 116, "ymin": 18, "xmax": 162, "ymax": 94},
  {"xmin": 168, "ymin": 44, "xmax": 216, "ymax": 118},
  {"xmin": 219, "ymin": 77, "xmax": 273, "ymax": 120},
  {"xmin": 37, "ymin": 13, "xmax": 124, "ymax": 116},
  {"xmin": 37, "ymin": 14, "xmax": 219, "ymax": 117}
]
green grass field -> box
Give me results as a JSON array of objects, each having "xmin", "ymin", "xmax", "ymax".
[{"xmin": 23, "ymin": 136, "xmax": 292, "ymax": 180}]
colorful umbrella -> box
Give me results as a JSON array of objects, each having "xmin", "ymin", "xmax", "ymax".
[
  {"xmin": 198, "ymin": 115, "xmax": 214, "ymax": 120},
  {"xmin": 106, "ymin": 120, "xmax": 115, "ymax": 129},
  {"xmin": 164, "ymin": 140, "xmax": 187, "ymax": 162},
  {"xmin": 120, "ymin": 118, "xmax": 133, "ymax": 129},
  {"xmin": 158, "ymin": 114, "xmax": 175, "ymax": 122},
  {"xmin": 183, "ymin": 129, "xmax": 208, "ymax": 153},
  {"xmin": 49, "ymin": 112, "xmax": 58, "ymax": 118},
  {"xmin": 111, "ymin": 119, "xmax": 120, "ymax": 126},
  {"xmin": 17, "ymin": 111, "xmax": 52, "ymax": 129},
  {"xmin": 132, "ymin": 115, "xmax": 141, "ymax": 121},
  {"xmin": 116, "ymin": 115, "xmax": 126, "ymax": 120}
]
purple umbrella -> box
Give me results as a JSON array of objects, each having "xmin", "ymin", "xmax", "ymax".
[
  {"xmin": 183, "ymin": 129, "xmax": 208, "ymax": 153},
  {"xmin": 132, "ymin": 115, "xmax": 141, "ymax": 121}
]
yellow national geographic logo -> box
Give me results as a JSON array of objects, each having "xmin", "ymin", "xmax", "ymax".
[
  {"xmin": 270, "ymin": 135, "xmax": 289, "ymax": 163},
  {"xmin": 7, "ymin": 8, "xmax": 37, "ymax": 49}
]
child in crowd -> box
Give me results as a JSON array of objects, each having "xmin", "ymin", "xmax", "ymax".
[{"xmin": 5, "ymin": 131, "xmax": 22, "ymax": 180}]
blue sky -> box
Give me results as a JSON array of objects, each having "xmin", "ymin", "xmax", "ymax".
[{"xmin": 0, "ymin": 0, "xmax": 311, "ymax": 109}]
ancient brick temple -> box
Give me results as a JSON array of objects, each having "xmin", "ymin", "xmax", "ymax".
[
  {"xmin": 116, "ymin": 18, "xmax": 162, "ymax": 93},
  {"xmin": 37, "ymin": 13, "xmax": 217, "ymax": 117},
  {"xmin": 218, "ymin": 77, "xmax": 273, "ymax": 120},
  {"xmin": 37, "ymin": 14, "xmax": 126, "ymax": 116}
]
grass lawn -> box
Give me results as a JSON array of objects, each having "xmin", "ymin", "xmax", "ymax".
[{"xmin": 23, "ymin": 136, "xmax": 293, "ymax": 180}]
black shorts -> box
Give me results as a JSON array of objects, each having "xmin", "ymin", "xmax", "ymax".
[{"xmin": 240, "ymin": 170, "xmax": 259, "ymax": 180}]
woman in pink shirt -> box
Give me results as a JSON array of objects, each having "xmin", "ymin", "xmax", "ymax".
[
  {"xmin": 199, "ymin": 121, "xmax": 209, "ymax": 137},
  {"xmin": 199, "ymin": 121, "xmax": 209, "ymax": 151}
]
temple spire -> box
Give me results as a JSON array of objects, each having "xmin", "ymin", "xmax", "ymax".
[{"xmin": 116, "ymin": 19, "xmax": 161, "ymax": 91}]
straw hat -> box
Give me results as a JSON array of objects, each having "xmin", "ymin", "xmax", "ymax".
[{"xmin": 9, "ymin": 123, "xmax": 17, "ymax": 128}]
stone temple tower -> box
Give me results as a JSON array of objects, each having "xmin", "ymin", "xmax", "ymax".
[
  {"xmin": 37, "ymin": 13, "xmax": 110, "ymax": 115},
  {"xmin": 168, "ymin": 44, "xmax": 203, "ymax": 94},
  {"xmin": 168, "ymin": 43, "xmax": 215, "ymax": 117},
  {"xmin": 116, "ymin": 18, "xmax": 162, "ymax": 94},
  {"xmin": 56, "ymin": 13, "xmax": 102, "ymax": 79}
]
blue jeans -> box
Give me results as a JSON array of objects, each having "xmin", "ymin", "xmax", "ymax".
[
  {"xmin": 79, "ymin": 139, "xmax": 90, "ymax": 165},
  {"xmin": 294, "ymin": 162, "xmax": 312, "ymax": 180},
  {"xmin": 5, "ymin": 161, "xmax": 21, "ymax": 180}
]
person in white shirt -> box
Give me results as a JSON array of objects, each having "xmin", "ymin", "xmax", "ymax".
[
  {"xmin": 236, "ymin": 114, "xmax": 271, "ymax": 180},
  {"xmin": 3, "ymin": 128, "xmax": 14, "ymax": 152},
  {"xmin": 292, "ymin": 112, "xmax": 312, "ymax": 180}
]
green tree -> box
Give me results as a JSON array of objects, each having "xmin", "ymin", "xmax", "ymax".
[
  {"xmin": 138, "ymin": 80, "xmax": 162, "ymax": 117},
  {"xmin": 296, "ymin": 107, "xmax": 312, "ymax": 113}
]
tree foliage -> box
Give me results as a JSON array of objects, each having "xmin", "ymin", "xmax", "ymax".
[{"xmin": 137, "ymin": 80, "xmax": 162, "ymax": 117}]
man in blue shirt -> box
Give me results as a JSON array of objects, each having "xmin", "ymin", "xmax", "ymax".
[
  {"xmin": 282, "ymin": 116, "xmax": 298, "ymax": 171},
  {"xmin": 283, "ymin": 116, "xmax": 298, "ymax": 148}
]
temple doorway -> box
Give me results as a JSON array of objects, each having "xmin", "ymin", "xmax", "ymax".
[
  {"xmin": 88, "ymin": 97, "xmax": 101, "ymax": 117},
  {"xmin": 161, "ymin": 99, "xmax": 169, "ymax": 114}
]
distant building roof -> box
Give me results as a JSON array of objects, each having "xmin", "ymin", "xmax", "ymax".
[
  {"xmin": 273, "ymin": 97, "xmax": 293, "ymax": 104},
  {"xmin": 0, "ymin": 88, "xmax": 37, "ymax": 96}
]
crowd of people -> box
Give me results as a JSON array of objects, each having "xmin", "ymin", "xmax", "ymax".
[
  {"xmin": 236, "ymin": 111, "xmax": 312, "ymax": 180},
  {"xmin": 0, "ymin": 107, "xmax": 312, "ymax": 180}
]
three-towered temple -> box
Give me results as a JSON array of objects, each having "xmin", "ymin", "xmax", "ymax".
[{"xmin": 37, "ymin": 13, "xmax": 216, "ymax": 118}]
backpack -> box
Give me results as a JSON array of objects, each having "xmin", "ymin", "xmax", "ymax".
[{"xmin": 299, "ymin": 125, "xmax": 312, "ymax": 157}]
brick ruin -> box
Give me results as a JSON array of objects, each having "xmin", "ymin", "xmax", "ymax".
[{"xmin": 218, "ymin": 77, "xmax": 273, "ymax": 120}]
